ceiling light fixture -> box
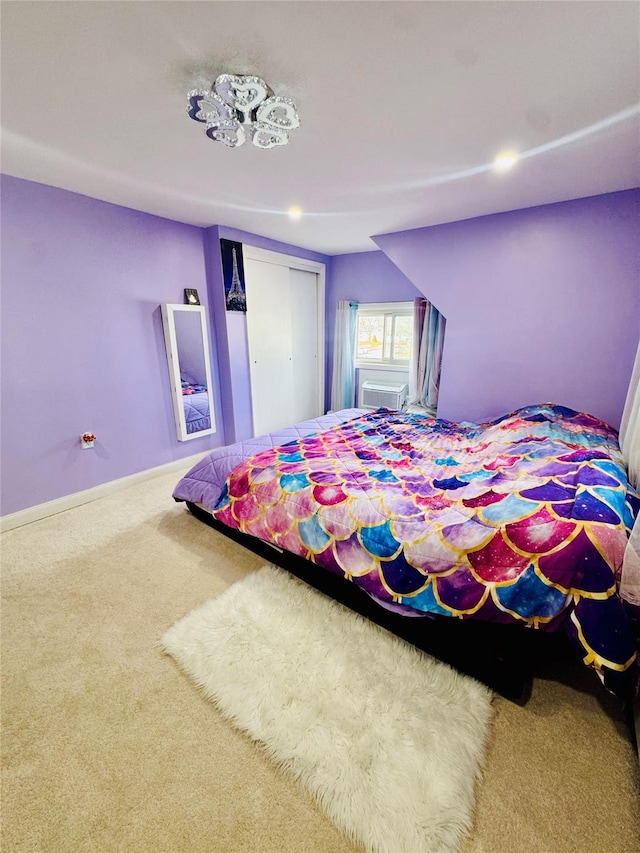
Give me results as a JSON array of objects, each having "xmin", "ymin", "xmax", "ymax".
[
  {"xmin": 187, "ymin": 74, "xmax": 300, "ymax": 149},
  {"xmin": 288, "ymin": 207, "xmax": 302, "ymax": 220},
  {"xmin": 493, "ymin": 151, "xmax": 519, "ymax": 171}
]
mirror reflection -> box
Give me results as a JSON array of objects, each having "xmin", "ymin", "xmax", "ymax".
[
  {"xmin": 161, "ymin": 304, "xmax": 215, "ymax": 441},
  {"xmin": 175, "ymin": 310, "xmax": 211, "ymax": 433}
]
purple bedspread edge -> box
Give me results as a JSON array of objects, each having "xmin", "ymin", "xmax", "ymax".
[{"xmin": 172, "ymin": 409, "xmax": 368, "ymax": 512}]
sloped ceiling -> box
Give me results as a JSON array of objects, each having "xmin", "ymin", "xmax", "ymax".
[{"xmin": 374, "ymin": 190, "xmax": 640, "ymax": 426}]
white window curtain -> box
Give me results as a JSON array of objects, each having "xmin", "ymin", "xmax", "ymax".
[
  {"xmin": 620, "ymin": 340, "xmax": 640, "ymax": 489},
  {"xmin": 409, "ymin": 297, "xmax": 446, "ymax": 414},
  {"xmin": 330, "ymin": 300, "xmax": 358, "ymax": 411},
  {"xmin": 619, "ymin": 340, "xmax": 640, "ymax": 605}
]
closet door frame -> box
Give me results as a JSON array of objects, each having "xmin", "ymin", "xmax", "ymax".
[{"xmin": 242, "ymin": 245, "xmax": 326, "ymax": 426}]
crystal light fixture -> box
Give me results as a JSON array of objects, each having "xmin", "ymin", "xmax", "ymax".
[{"xmin": 187, "ymin": 74, "xmax": 300, "ymax": 149}]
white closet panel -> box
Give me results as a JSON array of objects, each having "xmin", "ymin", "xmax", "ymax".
[
  {"xmin": 290, "ymin": 267, "xmax": 320, "ymax": 424},
  {"xmin": 244, "ymin": 257, "xmax": 321, "ymax": 436}
]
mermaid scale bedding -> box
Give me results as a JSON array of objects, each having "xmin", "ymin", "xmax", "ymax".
[{"xmin": 213, "ymin": 404, "xmax": 638, "ymax": 694}]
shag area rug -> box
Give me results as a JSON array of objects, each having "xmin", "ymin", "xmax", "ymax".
[{"xmin": 161, "ymin": 565, "xmax": 493, "ymax": 853}]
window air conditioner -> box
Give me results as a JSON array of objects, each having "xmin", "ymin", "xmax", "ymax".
[{"xmin": 360, "ymin": 381, "xmax": 408, "ymax": 410}]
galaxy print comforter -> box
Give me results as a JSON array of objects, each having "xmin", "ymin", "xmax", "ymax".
[{"xmin": 213, "ymin": 404, "xmax": 638, "ymax": 693}]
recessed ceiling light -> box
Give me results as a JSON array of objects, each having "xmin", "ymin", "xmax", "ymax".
[
  {"xmin": 493, "ymin": 151, "xmax": 519, "ymax": 171},
  {"xmin": 288, "ymin": 206, "xmax": 302, "ymax": 220}
]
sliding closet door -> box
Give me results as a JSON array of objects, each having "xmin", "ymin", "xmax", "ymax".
[
  {"xmin": 289, "ymin": 267, "xmax": 320, "ymax": 424},
  {"xmin": 244, "ymin": 258, "xmax": 295, "ymax": 435},
  {"xmin": 244, "ymin": 256, "xmax": 321, "ymax": 436}
]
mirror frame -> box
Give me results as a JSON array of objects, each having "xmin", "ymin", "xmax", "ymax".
[{"xmin": 161, "ymin": 303, "xmax": 216, "ymax": 441}]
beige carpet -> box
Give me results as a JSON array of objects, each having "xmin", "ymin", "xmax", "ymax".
[{"xmin": 2, "ymin": 469, "xmax": 639, "ymax": 853}]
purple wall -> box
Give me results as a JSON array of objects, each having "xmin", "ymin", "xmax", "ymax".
[
  {"xmin": 374, "ymin": 190, "xmax": 640, "ymax": 428},
  {"xmin": 0, "ymin": 178, "xmax": 330, "ymax": 515},
  {"xmin": 0, "ymin": 175, "xmax": 223, "ymax": 516},
  {"xmin": 325, "ymin": 251, "xmax": 422, "ymax": 410},
  {"xmin": 3, "ymin": 173, "xmax": 637, "ymax": 517}
]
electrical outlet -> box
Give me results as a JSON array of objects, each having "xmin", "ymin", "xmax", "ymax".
[{"xmin": 80, "ymin": 432, "xmax": 96, "ymax": 449}]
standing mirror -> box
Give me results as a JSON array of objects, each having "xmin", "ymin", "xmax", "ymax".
[{"xmin": 161, "ymin": 304, "xmax": 216, "ymax": 441}]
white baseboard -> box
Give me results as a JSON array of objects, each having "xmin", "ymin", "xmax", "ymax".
[{"xmin": 0, "ymin": 453, "xmax": 208, "ymax": 533}]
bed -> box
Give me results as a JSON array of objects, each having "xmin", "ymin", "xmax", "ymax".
[
  {"xmin": 173, "ymin": 403, "xmax": 639, "ymax": 700},
  {"xmin": 181, "ymin": 382, "xmax": 211, "ymax": 434}
]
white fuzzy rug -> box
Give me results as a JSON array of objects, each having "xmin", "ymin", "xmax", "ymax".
[{"xmin": 161, "ymin": 565, "xmax": 493, "ymax": 853}]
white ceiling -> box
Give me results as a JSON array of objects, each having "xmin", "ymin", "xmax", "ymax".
[{"xmin": 2, "ymin": 1, "xmax": 639, "ymax": 255}]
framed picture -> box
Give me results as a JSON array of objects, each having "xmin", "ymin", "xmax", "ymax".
[
  {"xmin": 220, "ymin": 239, "xmax": 247, "ymax": 312},
  {"xmin": 184, "ymin": 288, "xmax": 200, "ymax": 305}
]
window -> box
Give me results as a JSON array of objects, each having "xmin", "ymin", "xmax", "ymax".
[{"xmin": 355, "ymin": 302, "xmax": 413, "ymax": 367}]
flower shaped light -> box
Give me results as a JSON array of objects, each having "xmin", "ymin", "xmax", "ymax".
[{"xmin": 187, "ymin": 74, "xmax": 300, "ymax": 149}]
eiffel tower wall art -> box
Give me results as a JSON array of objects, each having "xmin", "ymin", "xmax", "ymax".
[{"xmin": 220, "ymin": 239, "xmax": 247, "ymax": 312}]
